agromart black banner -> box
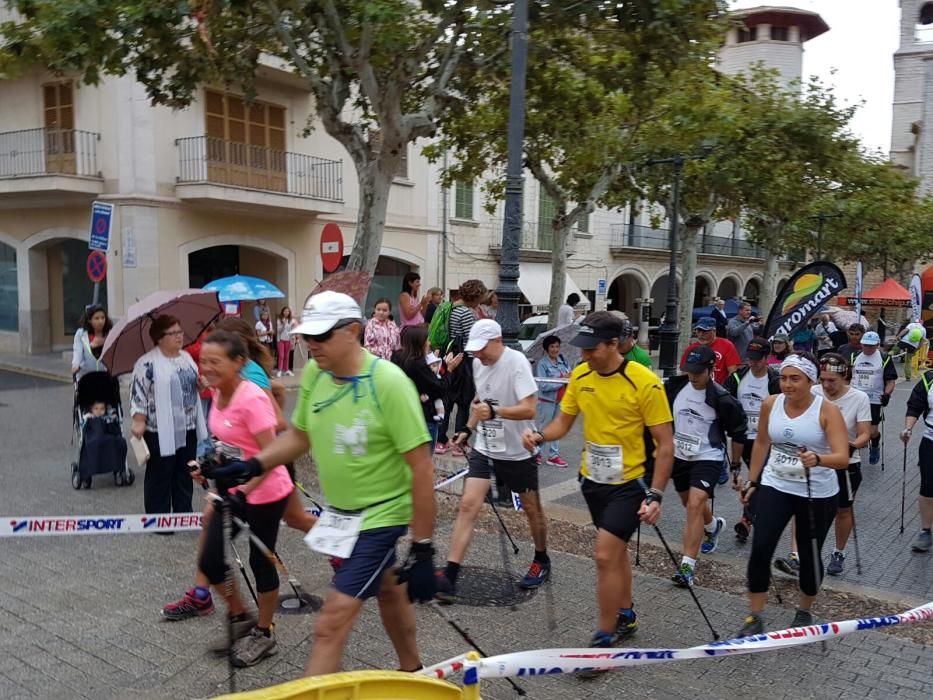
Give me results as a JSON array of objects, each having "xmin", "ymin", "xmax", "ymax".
[{"xmin": 764, "ymin": 261, "xmax": 848, "ymax": 339}]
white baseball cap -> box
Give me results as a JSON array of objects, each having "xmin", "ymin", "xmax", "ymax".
[
  {"xmin": 293, "ymin": 291, "xmax": 363, "ymax": 336},
  {"xmin": 861, "ymin": 331, "xmax": 881, "ymax": 346},
  {"xmin": 464, "ymin": 319, "xmax": 503, "ymax": 352},
  {"xmin": 425, "ymin": 352, "xmax": 441, "ymax": 365}
]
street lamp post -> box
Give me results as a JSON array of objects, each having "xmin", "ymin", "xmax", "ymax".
[
  {"xmin": 810, "ymin": 211, "xmax": 842, "ymax": 260},
  {"xmin": 646, "ymin": 146, "xmax": 712, "ymax": 376},
  {"xmin": 658, "ymin": 155, "xmax": 685, "ymax": 376},
  {"xmin": 495, "ymin": 0, "xmax": 529, "ymax": 349}
]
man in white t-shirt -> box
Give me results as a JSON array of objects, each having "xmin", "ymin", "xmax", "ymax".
[
  {"xmin": 664, "ymin": 345, "xmax": 747, "ymax": 588},
  {"xmin": 435, "ymin": 320, "xmax": 548, "ymax": 601},
  {"xmin": 813, "ymin": 353, "xmax": 872, "ymax": 576}
]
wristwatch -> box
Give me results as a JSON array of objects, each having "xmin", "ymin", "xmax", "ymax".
[
  {"xmin": 485, "ymin": 400, "xmax": 498, "ymax": 419},
  {"xmin": 532, "ymin": 430, "xmax": 545, "ymax": 444}
]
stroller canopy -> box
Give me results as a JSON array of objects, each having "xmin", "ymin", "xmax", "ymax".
[{"xmin": 76, "ymin": 371, "xmax": 121, "ymax": 412}]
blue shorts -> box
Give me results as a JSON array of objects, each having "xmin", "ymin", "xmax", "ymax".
[{"xmin": 331, "ymin": 525, "xmax": 407, "ymax": 599}]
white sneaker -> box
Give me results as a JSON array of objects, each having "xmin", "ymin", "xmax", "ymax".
[{"xmin": 286, "ymin": 370, "xmax": 294, "ymax": 376}]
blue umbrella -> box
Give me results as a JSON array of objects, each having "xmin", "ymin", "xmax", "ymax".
[{"xmin": 203, "ymin": 275, "xmax": 285, "ymax": 302}]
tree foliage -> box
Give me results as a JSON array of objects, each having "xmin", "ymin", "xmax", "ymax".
[
  {"xmin": 0, "ymin": 0, "xmax": 508, "ymax": 275},
  {"xmin": 428, "ymin": 0, "xmax": 726, "ymax": 325}
]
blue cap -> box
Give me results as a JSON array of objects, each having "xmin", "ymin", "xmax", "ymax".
[
  {"xmin": 861, "ymin": 331, "xmax": 881, "ymax": 346},
  {"xmin": 695, "ymin": 317, "xmax": 717, "ymax": 331}
]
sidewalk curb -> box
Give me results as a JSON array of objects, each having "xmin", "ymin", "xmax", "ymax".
[{"xmin": 0, "ymin": 360, "xmax": 71, "ymax": 384}]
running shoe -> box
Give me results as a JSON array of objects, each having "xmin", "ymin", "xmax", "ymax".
[
  {"xmin": 734, "ymin": 516, "xmax": 751, "ymax": 544},
  {"xmin": 773, "ymin": 554, "xmax": 800, "ymax": 577},
  {"xmin": 736, "ymin": 613, "xmax": 764, "ymax": 638},
  {"xmin": 434, "ymin": 570, "xmax": 457, "ymax": 604},
  {"xmin": 869, "ymin": 444, "xmax": 880, "ymax": 465},
  {"xmin": 671, "ymin": 562, "xmax": 696, "ymax": 588},
  {"xmin": 616, "ymin": 610, "xmax": 638, "ymax": 639},
  {"xmin": 546, "ymin": 456, "xmax": 569, "ymax": 467},
  {"xmin": 161, "ymin": 587, "xmax": 214, "ymax": 620},
  {"xmin": 718, "ymin": 460, "xmax": 730, "ymax": 485},
  {"xmin": 230, "ymin": 627, "xmax": 277, "ymax": 667},
  {"xmin": 434, "ymin": 442, "xmax": 450, "ymax": 455},
  {"xmin": 208, "ymin": 612, "xmax": 258, "ymax": 655},
  {"xmin": 519, "ymin": 560, "xmax": 551, "ymax": 589},
  {"xmin": 286, "ymin": 370, "xmax": 294, "ymax": 376},
  {"xmin": 791, "ymin": 608, "xmax": 814, "ymax": 627},
  {"xmin": 911, "ymin": 529, "xmax": 932, "ymax": 553},
  {"xmin": 700, "ymin": 517, "xmax": 726, "ymax": 555},
  {"xmin": 576, "ymin": 630, "xmax": 616, "ymax": 680},
  {"xmin": 450, "ymin": 444, "xmax": 466, "ymax": 458},
  {"xmin": 826, "ymin": 551, "xmax": 845, "ymax": 576}
]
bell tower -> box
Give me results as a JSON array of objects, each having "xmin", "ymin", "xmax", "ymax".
[{"xmin": 891, "ymin": 1, "xmax": 933, "ymax": 190}]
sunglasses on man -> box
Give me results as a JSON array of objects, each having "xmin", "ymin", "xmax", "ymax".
[{"xmin": 301, "ymin": 319, "xmax": 357, "ymax": 344}]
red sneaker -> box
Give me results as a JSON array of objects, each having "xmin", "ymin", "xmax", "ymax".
[{"xmin": 162, "ymin": 588, "xmax": 214, "ymax": 620}]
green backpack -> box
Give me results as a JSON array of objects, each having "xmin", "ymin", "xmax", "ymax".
[{"xmin": 427, "ymin": 301, "xmax": 455, "ymax": 351}]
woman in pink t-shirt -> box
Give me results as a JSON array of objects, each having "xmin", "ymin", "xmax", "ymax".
[
  {"xmin": 398, "ymin": 272, "xmax": 427, "ymax": 329},
  {"xmin": 192, "ymin": 330, "xmax": 293, "ymax": 666}
]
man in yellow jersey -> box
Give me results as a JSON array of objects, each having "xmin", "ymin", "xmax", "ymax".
[{"xmin": 523, "ymin": 311, "xmax": 673, "ymax": 659}]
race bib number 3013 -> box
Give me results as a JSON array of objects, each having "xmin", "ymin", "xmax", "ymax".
[{"xmin": 586, "ymin": 442, "xmax": 624, "ymax": 484}]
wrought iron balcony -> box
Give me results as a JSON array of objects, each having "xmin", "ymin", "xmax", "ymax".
[
  {"xmin": 176, "ymin": 136, "xmax": 343, "ymax": 204},
  {"xmin": 0, "ymin": 127, "xmax": 101, "ymax": 179},
  {"xmin": 610, "ymin": 223, "xmax": 767, "ymax": 259}
]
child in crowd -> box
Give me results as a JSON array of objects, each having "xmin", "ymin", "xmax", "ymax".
[
  {"xmin": 425, "ymin": 353, "xmax": 446, "ymax": 422},
  {"xmin": 85, "ymin": 401, "xmax": 107, "ymax": 420}
]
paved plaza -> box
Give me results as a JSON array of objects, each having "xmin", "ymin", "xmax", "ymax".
[{"xmin": 0, "ymin": 368, "xmax": 931, "ymax": 699}]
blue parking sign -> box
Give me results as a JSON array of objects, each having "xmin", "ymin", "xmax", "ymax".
[{"xmin": 89, "ymin": 202, "xmax": 113, "ymax": 252}]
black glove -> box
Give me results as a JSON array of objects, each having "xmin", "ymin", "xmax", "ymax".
[
  {"xmin": 397, "ymin": 540, "xmax": 435, "ymax": 603},
  {"xmin": 200, "ymin": 456, "xmax": 262, "ymax": 483},
  {"xmin": 226, "ymin": 488, "xmax": 248, "ymax": 513},
  {"xmin": 881, "ymin": 394, "xmax": 890, "ymax": 407}
]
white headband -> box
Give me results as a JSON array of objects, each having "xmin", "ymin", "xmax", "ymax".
[{"xmin": 780, "ymin": 354, "xmax": 818, "ymax": 383}]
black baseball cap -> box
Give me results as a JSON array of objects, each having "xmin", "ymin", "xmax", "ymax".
[
  {"xmin": 683, "ymin": 345, "xmax": 716, "ymax": 373},
  {"xmin": 746, "ymin": 337, "xmax": 770, "ymax": 360},
  {"xmin": 570, "ymin": 311, "xmax": 632, "ymax": 349}
]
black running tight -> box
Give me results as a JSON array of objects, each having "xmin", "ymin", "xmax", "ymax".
[{"xmin": 747, "ymin": 485, "xmax": 837, "ymax": 597}]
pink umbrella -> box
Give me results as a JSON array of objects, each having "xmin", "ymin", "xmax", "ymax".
[{"xmin": 101, "ymin": 289, "xmax": 223, "ymax": 376}]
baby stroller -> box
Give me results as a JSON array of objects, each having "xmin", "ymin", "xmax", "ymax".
[{"xmin": 71, "ymin": 371, "xmax": 133, "ymax": 489}]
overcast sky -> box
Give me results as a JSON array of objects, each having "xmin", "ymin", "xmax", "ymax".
[{"xmin": 730, "ymin": 0, "xmax": 900, "ymax": 156}]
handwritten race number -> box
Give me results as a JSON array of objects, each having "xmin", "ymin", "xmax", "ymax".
[
  {"xmin": 674, "ymin": 432, "xmax": 702, "ymax": 459},
  {"xmin": 480, "ymin": 420, "xmax": 505, "ymax": 453},
  {"xmin": 304, "ymin": 508, "xmax": 363, "ymax": 558},
  {"xmin": 765, "ymin": 444, "xmax": 806, "ymax": 482},
  {"xmin": 586, "ymin": 442, "xmax": 623, "ymax": 484}
]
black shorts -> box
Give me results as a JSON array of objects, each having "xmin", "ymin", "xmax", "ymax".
[
  {"xmin": 672, "ymin": 458, "xmax": 721, "ymax": 496},
  {"xmin": 835, "ymin": 463, "xmax": 862, "ymax": 509},
  {"xmin": 331, "ymin": 525, "xmax": 407, "ymax": 600},
  {"xmin": 870, "ymin": 404, "xmax": 882, "ymax": 425},
  {"xmin": 467, "ymin": 449, "xmax": 539, "ymax": 493},
  {"xmin": 581, "ymin": 478, "xmax": 644, "ymax": 543}
]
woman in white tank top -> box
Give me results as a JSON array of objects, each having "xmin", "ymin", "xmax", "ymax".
[{"xmin": 734, "ymin": 353, "xmax": 850, "ymax": 638}]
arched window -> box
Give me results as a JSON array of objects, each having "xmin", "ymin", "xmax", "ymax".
[
  {"xmin": 0, "ymin": 241, "xmax": 18, "ymax": 332},
  {"xmin": 921, "ymin": 2, "xmax": 933, "ymax": 25}
]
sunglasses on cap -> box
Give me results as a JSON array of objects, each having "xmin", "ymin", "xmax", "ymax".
[{"xmin": 301, "ymin": 319, "xmax": 357, "ymax": 344}]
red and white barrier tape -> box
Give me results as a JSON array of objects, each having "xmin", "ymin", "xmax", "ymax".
[{"xmin": 458, "ymin": 601, "xmax": 933, "ymax": 683}]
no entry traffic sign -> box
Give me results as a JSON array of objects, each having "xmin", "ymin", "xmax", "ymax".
[
  {"xmin": 320, "ymin": 223, "xmax": 344, "ymax": 273},
  {"xmin": 87, "ymin": 250, "xmax": 107, "ymax": 283}
]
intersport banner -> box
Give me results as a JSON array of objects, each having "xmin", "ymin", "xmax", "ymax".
[{"xmin": 764, "ymin": 261, "xmax": 848, "ymax": 339}]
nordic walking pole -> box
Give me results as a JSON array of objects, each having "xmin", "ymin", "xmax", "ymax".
[
  {"xmin": 635, "ymin": 522, "xmax": 641, "ymax": 567},
  {"xmin": 804, "ymin": 467, "xmax": 828, "ymax": 653},
  {"xmin": 900, "ymin": 439, "xmax": 908, "ymax": 534},
  {"xmin": 429, "ymin": 603, "xmax": 527, "ymax": 697},
  {"xmin": 881, "ymin": 409, "xmax": 886, "ymax": 472},
  {"xmin": 651, "ymin": 523, "xmax": 720, "ymax": 640},
  {"xmin": 846, "ymin": 472, "xmax": 862, "ymax": 576},
  {"xmin": 487, "ymin": 492, "xmax": 520, "ymax": 555},
  {"xmin": 230, "ymin": 541, "xmax": 259, "ymax": 606}
]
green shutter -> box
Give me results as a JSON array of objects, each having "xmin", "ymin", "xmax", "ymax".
[
  {"xmin": 454, "ymin": 181, "xmax": 474, "ymax": 220},
  {"xmin": 577, "ymin": 213, "xmax": 589, "ymax": 233}
]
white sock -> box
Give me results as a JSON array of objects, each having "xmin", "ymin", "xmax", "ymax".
[
  {"xmin": 681, "ymin": 555, "xmax": 697, "ymax": 569},
  {"xmin": 834, "ymin": 549, "xmax": 844, "ymax": 556},
  {"xmin": 705, "ymin": 519, "xmax": 718, "ymax": 534},
  {"xmin": 789, "ymin": 551, "xmax": 799, "ymax": 560}
]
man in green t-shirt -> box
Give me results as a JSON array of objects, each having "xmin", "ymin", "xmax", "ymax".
[
  {"xmin": 206, "ymin": 291, "xmax": 436, "ymax": 677},
  {"xmin": 618, "ymin": 318, "xmax": 652, "ymax": 368}
]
